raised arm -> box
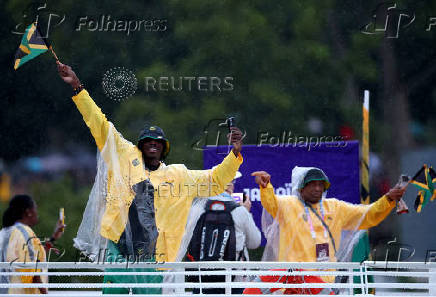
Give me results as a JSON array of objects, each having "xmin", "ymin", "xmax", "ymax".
[
  {"xmin": 185, "ymin": 127, "xmax": 244, "ymax": 197},
  {"xmin": 57, "ymin": 62, "xmax": 129, "ymax": 152},
  {"xmin": 252, "ymin": 171, "xmax": 279, "ymax": 218},
  {"xmin": 341, "ymin": 187, "xmax": 405, "ymax": 230}
]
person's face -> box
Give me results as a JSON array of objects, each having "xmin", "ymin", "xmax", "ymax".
[
  {"xmin": 25, "ymin": 204, "xmax": 39, "ymax": 226},
  {"xmin": 140, "ymin": 138, "xmax": 164, "ymax": 160},
  {"xmin": 300, "ymin": 180, "xmax": 325, "ymax": 204},
  {"xmin": 225, "ymin": 181, "xmax": 235, "ymax": 194}
]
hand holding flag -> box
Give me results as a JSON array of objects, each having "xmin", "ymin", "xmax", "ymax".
[
  {"xmin": 395, "ymin": 175, "xmax": 410, "ymax": 214},
  {"xmin": 56, "ymin": 62, "xmax": 82, "ymax": 89},
  {"xmin": 385, "ymin": 187, "xmax": 406, "ymax": 202}
]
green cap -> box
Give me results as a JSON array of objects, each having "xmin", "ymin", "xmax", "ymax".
[
  {"xmin": 137, "ymin": 125, "xmax": 170, "ymax": 160},
  {"xmin": 301, "ymin": 168, "xmax": 330, "ymax": 190}
]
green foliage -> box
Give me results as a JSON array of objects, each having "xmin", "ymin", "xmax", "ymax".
[
  {"xmin": 3, "ymin": 0, "xmax": 436, "ymax": 165},
  {"xmin": 29, "ymin": 176, "xmax": 90, "ymax": 262}
]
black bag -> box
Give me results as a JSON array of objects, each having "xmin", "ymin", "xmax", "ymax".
[
  {"xmin": 187, "ymin": 199, "xmax": 239, "ymax": 261},
  {"xmin": 186, "ymin": 199, "xmax": 240, "ymax": 294}
]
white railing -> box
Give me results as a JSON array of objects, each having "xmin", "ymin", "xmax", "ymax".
[{"xmin": 0, "ymin": 261, "xmax": 435, "ymax": 296}]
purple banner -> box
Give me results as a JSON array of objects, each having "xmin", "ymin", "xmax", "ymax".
[{"xmin": 203, "ymin": 141, "xmax": 360, "ymax": 244}]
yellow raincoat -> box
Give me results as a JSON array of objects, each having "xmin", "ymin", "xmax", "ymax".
[
  {"xmin": 3, "ymin": 224, "xmax": 47, "ymax": 294},
  {"xmin": 72, "ymin": 90, "xmax": 243, "ymax": 262},
  {"xmin": 260, "ymin": 182, "xmax": 396, "ymax": 264}
]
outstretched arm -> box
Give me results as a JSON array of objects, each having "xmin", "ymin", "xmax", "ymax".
[
  {"xmin": 341, "ymin": 187, "xmax": 405, "ymax": 230},
  {"xmin": 57, "ymin": 62, "xmax": 129, "ymax": 152},
  {"xmin": 186, "ymin": 127, "xmax": 244, "ymax": 197},
  {"xmin": 252, "ymin": 171, "xmax": 279, "ymax": 218},
  {"xmin": 43, "ymin": 219, "xmax": 65, "ymax": 253}
]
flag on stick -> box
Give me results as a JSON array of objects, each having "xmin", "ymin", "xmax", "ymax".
[
  {"xmin": 14, "ymin": 22, "xmax": 51, "ymax": 70},
  {"xmin": 410, "ymin": 164, "xmax": 436, "ymax": 212},
  {"xmin": 361, "ymin": 90, "xmax": 370, "ymax": 205},
  {"xmin": 353, "ymin": 90, "xmax": 374, "ymax": 294}
]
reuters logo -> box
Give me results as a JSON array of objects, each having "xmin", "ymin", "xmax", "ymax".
[{"xmin": 102, "ymin": 67, "xmax": 138, "ymax": 101}]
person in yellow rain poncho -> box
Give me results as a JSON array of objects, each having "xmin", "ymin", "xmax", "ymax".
[
  {"xmin": 0, "ymin": 195, "xmax": 65, "ymax": 294},
  {"xmin": 249, "ymin": 167, "xmax": 405, "ymax": 294},
  {"xmin": 56, "ymin": 63, "xmax": 243, "ymax": 294}
]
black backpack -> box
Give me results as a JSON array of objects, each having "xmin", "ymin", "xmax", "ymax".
[{"xmin": 187, "ymin": 199, "xmax": 239, "ymax": 262}]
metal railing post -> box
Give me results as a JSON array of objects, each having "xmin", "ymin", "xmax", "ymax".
[
  {"xmin": 348, "ymin": 266, "xmax": 353, "ymax": 295},
  {"xmin": 225, "ymin": 268, "xmax": 232, "ymax": 295},
  {"xmin": 175, "ymin": 267, "xmax": 184, "ymax": 295},
  {"xmin": 359, "ymin": 263, "xmax": 366, "ymax": 294},
  {"xmin": 429, "ymin": 267, "xmax": 436, "ymax": 296}
]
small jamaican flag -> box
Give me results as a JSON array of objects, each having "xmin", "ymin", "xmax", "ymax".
[
  {"xmin": 410, "ymin": 164, "xmax": 436, "ymax": 212},
  {"xmin": 14, "ymin": 22, "xmax": 49, "ymax": 70}
]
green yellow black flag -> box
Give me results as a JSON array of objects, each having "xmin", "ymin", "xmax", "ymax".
[
  {"xmin": 14, "ymin": 22, "xmax": 49, "ymax": 70},
  {"xmin": 361, "ymin": 90, "xmax": 370, "ymax": 205},
  {"xmin": 411, "ymin": 164, "xmax": 436, "ymax": 212}
]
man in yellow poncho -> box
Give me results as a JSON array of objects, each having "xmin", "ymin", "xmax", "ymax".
[
  {"xmin": 250, "ymin": 167, "xmax": 405, "ymax": 289},
  {"xmin": 57, "ymin": 63, "xmax": 243, "ymax": 294}
]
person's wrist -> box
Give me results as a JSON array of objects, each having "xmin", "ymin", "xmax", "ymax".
[
  {"xmin": 72, "ymin": 82, "xmax": 84, "ymax": 96},
  {"xmin": 385, "ymin": 194, "xmax": 394, "ymax": 202},
  {"xmin": 71, "ymin": 78, "xmax": 82, "ymax": 90}
]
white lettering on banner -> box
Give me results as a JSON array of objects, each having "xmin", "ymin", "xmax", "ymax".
[
  {"xmin": 251, "ymin": 188, "xmax": 260, "ymax": 201},
  {"xmin": 243, "ymin": 183, "xmax": 293, "ymax": 202},
  {"xmin": 276, "ymin": 187, "xmax": 286, "ymax": 195},
  {"xmin": 285, "ymin": 183, "xmax": 292, "ymax": 195},
  {"xmin": 242, "ymin": 188, "xmax": 260, "ymax": 201}
]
